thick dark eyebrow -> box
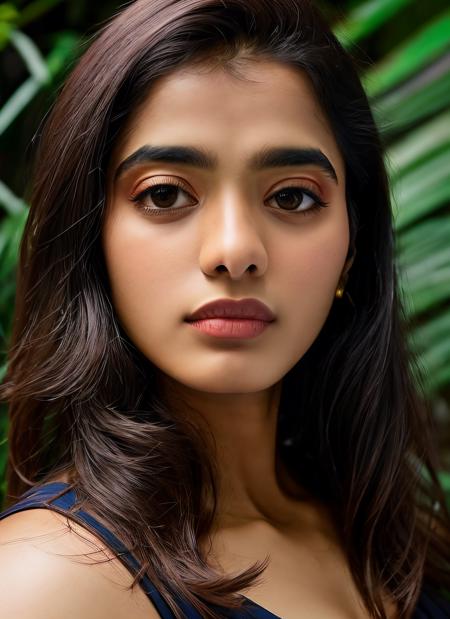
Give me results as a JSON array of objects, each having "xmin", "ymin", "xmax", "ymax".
[
  {"xmin": 251, "ymin": 146, "xmax": 338, "ymax": 183},
  {"xmin": 114, "ymin": 145, "xmax": 338, "ymax": 184}
]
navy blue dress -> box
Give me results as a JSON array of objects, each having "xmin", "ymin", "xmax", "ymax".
[{"xmin": 1, "ymin": 481, "xmax": 449, "ymax": 618}]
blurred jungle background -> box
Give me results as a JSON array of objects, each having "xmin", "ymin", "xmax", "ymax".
[{"xmin": 0, "ymin": 0, "xmax": 449, "ymax": 505}]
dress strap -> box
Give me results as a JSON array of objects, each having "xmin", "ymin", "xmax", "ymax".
[
  {"xmin": 0, "ymin": 481, "xmax": 297, "ymax": 618},
  {"xmin": 0, "ymin": 481, "xmax": 204, "ymax": 619}
]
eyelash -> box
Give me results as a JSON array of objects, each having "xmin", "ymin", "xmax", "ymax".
[{"xmin": 130, "ymin": 176, "xmax": 330, "ymax": 217}]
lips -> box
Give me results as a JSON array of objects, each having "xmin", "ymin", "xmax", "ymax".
[{"xmin": 185, "ymin": 298, "xmax": 276, "ymax": 322}]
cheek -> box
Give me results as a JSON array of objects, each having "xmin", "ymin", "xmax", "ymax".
[
  {"xmin": 273, "ymin": 212, "xmax": 349, "ymax": 347},
  {"xmin": 100, "ymin": 199, "xmax": 350, "ymax": 390},
  {"xmin": 283, "ymin": 233, "xmax": 347, "ymax": 295},
  {"xmin": 101, "ymin": 210, "xmax": 186, "ymax": 340}
]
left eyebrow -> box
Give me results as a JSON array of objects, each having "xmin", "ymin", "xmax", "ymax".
[{"xmin": 114, "ymin": 144, "xmax": 338, "ymax": 184}]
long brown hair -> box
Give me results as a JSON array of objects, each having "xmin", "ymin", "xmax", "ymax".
[{"xmin": 1, "ymin": 1, "xmax": 449, "ymax": 617}]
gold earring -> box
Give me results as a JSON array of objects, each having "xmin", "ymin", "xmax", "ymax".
[{"xmin": 335, "ymin": 285, "xmax": 345, "ymax": 299}]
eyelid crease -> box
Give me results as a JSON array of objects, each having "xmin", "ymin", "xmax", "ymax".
[
  {"xmin": 129, "ymin": 175, "xmax": 330, "ymax": 214},
  {"xmin": 130, "ymin": 174, "xmax": 325, "ymax": 200},
  {"xmin": 267, "ymin": 178, "xmax": 323, "ymax": 198},
  {"xmin": 129, "ymin": 174, "xmax": 194, "ymax": 200}
]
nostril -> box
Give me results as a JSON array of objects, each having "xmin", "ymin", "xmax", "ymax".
[{"xmin": 214, "ymin": 264, "xmax": 257, "ymax": 274}]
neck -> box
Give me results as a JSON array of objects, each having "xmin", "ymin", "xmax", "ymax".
[{"xmin": 158, "ymin": 375, "xmax": 309, "ymax": 528}]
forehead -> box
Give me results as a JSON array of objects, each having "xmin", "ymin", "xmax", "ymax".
[{"xmin": 111, "ymin": 59, "xmax": 344, "ymax": 179}]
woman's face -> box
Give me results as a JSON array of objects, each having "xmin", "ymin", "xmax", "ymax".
[{"xmin": 102, "ymin": 59, "xmax": 350, "ymax": 394}]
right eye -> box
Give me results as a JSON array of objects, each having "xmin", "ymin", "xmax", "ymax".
[{"xmin": 131, "ymin": 178, "xmax": 197, "ymax": 214}]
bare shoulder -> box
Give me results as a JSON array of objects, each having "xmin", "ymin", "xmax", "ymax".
[{"xmin": 0, "ymin": 507, "xmax": 161, "ymax": 619}]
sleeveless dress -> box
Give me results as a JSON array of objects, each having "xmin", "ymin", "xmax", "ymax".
[{"xmin": 1, "ymin": 481, "xmax": 449, "ymax": 619}]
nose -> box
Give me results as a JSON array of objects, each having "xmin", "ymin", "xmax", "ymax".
[{"xmin": 198, "ymin": 190, "xmax": 268, "ymax": 280}]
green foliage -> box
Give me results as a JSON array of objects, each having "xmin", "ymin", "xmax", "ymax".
[
  {"xmin": 0, "ymin": 0, "xmax": 449, "ymax": 506},
  {"xmin": 334, "ymin": 0, "xmax": 416, "ymax": 45},
  {"xmin": 0, "ymin": 3, "xmax": 19, "ymax": 49},
  {"xmin": 362, "ymin": 9, "xmax": 450, "ymax": 98},
  {"xmin": 335, "ymin": 0, "xmax": 450, "ymax": 399}
]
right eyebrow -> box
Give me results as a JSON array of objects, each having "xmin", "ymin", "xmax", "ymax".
[
  {"xmin": 114, "ymin": 145, "xmax": 216, "ymax": 180},
  {"xmin": 114, "ymin": 144, "xmax": 338, "ymax": 184}
]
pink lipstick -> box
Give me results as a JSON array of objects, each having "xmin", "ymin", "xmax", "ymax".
[{"xmin": 185, "ymin": 298, "xmax": 275, "ymax": 339}]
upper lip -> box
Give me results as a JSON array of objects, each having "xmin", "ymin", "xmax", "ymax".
[{"xmin": 185, "ymin": 298, "xmax": 276, "ymax": 322}]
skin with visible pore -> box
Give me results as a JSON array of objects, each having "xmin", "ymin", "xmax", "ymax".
[{"xmin": 98, "ymin": 58, "xmax": 401, "ymax": 619}]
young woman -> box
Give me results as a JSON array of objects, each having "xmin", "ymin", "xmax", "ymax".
[{"xmin": 0, "ymin": 0, "xmax": 449, "ymax": 618}]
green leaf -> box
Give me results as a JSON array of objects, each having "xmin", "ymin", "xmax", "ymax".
[
  {"xmin": 0, "ymin": 3, "xmax": 18, "ymax": 22},
  {"xmin": 398, "ymin": 218, "xmax": 450, "ymax": 318},
  {"xmin": 426, "ymin": 363, "xmax": 450, "ymax": 392},
  {"xmin": 0, "ymin": 19, "xmax": 12, "ymax": 48},
  {"xmin": 392, "ymin": 149, "xmax": 450, "ymax": 230},
  {"xmin": 9, "ymin": 29, "xmax": 49, "ymax": 83},
  {"xmin": 411, "ymin": 312, "xmax": 450, "ymax": 350},
  {"xmin": 386, "ymin": 109, "xmax": 450, "ymax": 178},
  {"xmin": 374, "ymin": 59, "xmax": 450, "ymax": 136},
  {"xmin": 0, "ymin": 31, "xmax": 78, "ymax": 136},
  {"xmin": 397, "ymin": 216, "xmax": 450, "ymax": 266},
  {"xmin": 46, "ymin": 31, "xmax": 79, "ymax": 77},
  {"xmin": 403, "ymin": 247, "xmax": 450, "ymax": 284},
  {"xmin": 334, "ymin": 0, "xmax": 415, "ymax": 47},
  {"xmin": 439, "ymin": 472, "xmax": 450, "ymax": 492},
  {"xmin": 0, "ymin": 180, "xmax": 28, "ymax": 214},
  {"xmin": 420, "ymin": 340, "xmax": 450, "ymax": 374},
  {"xmin": 0, "ymin": 208, "xmax": 28, "ymax": 281},
  {"xmin": 0, "ymin": 75, "xmax": 42, "ymax": 135},
  {"xmin": 404, "ymin": 280, "xmax": 450, "ymax": 316},
  {"xmin": 363, "ymin": 9, "xmax": 450, "ymax": 98}
]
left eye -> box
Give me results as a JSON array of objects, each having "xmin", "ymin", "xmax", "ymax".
[
  {"xmin": 132, "ymin": 183, "xmax": 196, "ymax": 210},
  {"xmin": 265, "ymin": 187, "xmax": 324, "ymax": 212}
]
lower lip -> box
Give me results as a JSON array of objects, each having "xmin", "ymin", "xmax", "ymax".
[{"xmin": 185, "ymin": 318, "xmax": 272, "ymax": 338}]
